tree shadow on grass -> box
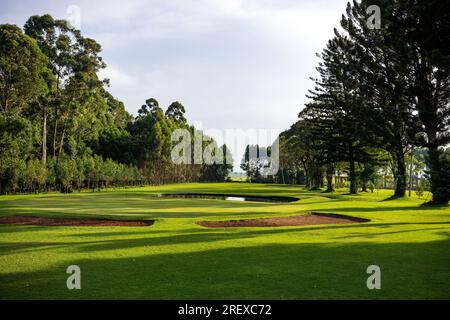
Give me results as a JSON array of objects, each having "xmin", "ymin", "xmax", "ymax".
[
  {"xmin": 420, "ymin": 201, "xmax": 449, "ymax": 208},
  {"xmin": 3, "ymin": 220, "xmax": 450, "ymax": 256},
  {"xmin": 381, "ymin": 195, "xmax": 407, "ymax": 202},
  {"xmin": 315, "ymin": 206, "xmax": 448, "ymax": 213},
  {"xmin": 0, "ymin": 207, "xmax": 290, "ymax": 220},
  {"xmin": 331, "ymin": 226, "xmax": 450, "ymax": 239},
  {"xmin": 1, "ymin": 235, "xmax": 450, "ymax": 299},
  {"xmin": 72, "ymin": 221, "xmax": 450, "ymax": 253},
  {"xmin": 295, "ymin": 198, "xmax": 347, "ymax": 205}
]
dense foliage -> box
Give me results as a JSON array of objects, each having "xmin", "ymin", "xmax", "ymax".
[
  {"xmin": 0, "ymin": 15, "xmax": 232, "ymax": 194},
  {"xmin": 242, "ymin": 0, "xmax": 449, "ymax": 204}
]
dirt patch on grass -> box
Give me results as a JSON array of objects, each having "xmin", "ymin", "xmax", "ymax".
[
  {"xmin": 0, "ymin": 215, "xmax": 154, "ymax": 227},
  {"xmin": 197, "ymin": 212, "xmax": 370, "ymax": 228}
]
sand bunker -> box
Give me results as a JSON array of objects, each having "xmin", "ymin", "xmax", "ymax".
[
  {"xmin": 0, "ymin": 215, "xmax": 154, "ymax": 227},
  {"xmin": 197, "ymin": 212, "xmax": 370, "ymax": 228}
]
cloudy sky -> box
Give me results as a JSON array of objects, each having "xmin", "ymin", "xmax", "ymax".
[{"xmin": 1, "ymin": 0, "xmax": 348, "ymax": 167}]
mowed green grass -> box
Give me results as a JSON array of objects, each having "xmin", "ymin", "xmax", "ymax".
[{"xmin": 0, "ymin": 183, "xmax": 449, "ymax": 299}]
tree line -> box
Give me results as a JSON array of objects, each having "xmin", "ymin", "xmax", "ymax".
[
  {"xmin": 0, "ymin": 15, "xmax": 233, "ymax": 194},
  {"xmin": 241, "ymin": 0, "xmax": 449, "ymax": 204}
]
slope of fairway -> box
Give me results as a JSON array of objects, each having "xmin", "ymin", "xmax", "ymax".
[{"xmin": 0, "ymin": 183, "xmax": 449, "ymax": 299}]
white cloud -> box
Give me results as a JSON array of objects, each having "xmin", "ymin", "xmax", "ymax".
[{"xmin": 99, "ymin": 65, "xmax": 137, "ymax": 87}]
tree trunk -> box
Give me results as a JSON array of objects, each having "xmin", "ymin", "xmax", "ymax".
[
  {"xmin": 42, "ymin": 104, "xmax": 47, "ymax": 165},
  {"xmin": 427, "ymin": 146, "xmax": 450, "ymax": 204},
  {"xmin": 408, "ymin": 151, "xmax": 414, "ymax": 197},
  {"xmin": 394, "ymin": 150, "xmax": 406, "ymax": 197},
  {"xmin": 326, "ymin": 174, "xmax": 333, "ymax": 192},
  {"xmin": 301, "ymin": 162, "xmax": 310, "ymax": 188},
  {"xmin": 325, "ymin": 164, "xmax": 334, "ymax": 192},
  {"xmin": 416, "ymin": 65, "xmax": 449, "ymax": 204},
  {"xmin": 310, "ymin": 166, "xmax": 322, "ymax": 190},
  {"xmin": 361, "ymin": 182, "xmax": 367, "ymax": 192},
  {"xmin": 58, "ymin": 126, "xmax": 66, "ymax": 157},
  {"xmin": 349, "ymin": 143, "xmax": 357, "ymax": 194},
  {"xmin": 53, "ymin": 119, "xmax": 58, "ymax": 157}
]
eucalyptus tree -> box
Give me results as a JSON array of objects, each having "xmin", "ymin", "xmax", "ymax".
[
  {"xmin": 0, "ymin": 24, "xmax": 51, "ymax": 114},
  {"xmin": 200, "ymin": 144, "xmax": 233, "ymax": 182},
  {"xmin": 132, "ymin": 98, "xmax": 175, "ymax": 182},
  {"xmin": 24, "ymin": 15, "xmax": 107, "ymax": 158},
  {"xmin": 0, "ymin": 23, "xmax": 54, "ymax": 170},
  {"xmin": 103, "ymin": 91, "xmax": 133, "ymax": 130},
  {"xmin": 165, "ymin": 101, "xmax": 187, "ymax": 124}
]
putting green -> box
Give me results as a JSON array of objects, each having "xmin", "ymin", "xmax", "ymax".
[{"xmin": 0, "ymin": 183, "xmax": 449, "ymax": 299}]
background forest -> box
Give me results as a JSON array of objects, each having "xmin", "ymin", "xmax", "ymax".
[{"xmin": 0, "ymin": 15, "xmax": 233, "ymax": 194}]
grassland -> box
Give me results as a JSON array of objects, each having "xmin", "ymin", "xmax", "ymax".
[{"xmin": 0, "ymin": 183, "xmax": 449, "ymax": 299}]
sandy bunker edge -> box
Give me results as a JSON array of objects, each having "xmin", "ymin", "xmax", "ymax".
[
  {"xmin": 197, "ymin": 212, "xmax": 370, "ymax": 228},
  {"xmin": 0, "ymin": 215, "xmax": 154, "ymax": 227}
]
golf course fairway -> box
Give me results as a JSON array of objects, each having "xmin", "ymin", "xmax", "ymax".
[{"xmin": 0, "ymin": 183, "xmax": 449, "ymax": 299}]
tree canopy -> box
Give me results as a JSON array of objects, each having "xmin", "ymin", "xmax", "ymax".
[
  {"xmin": 0, "ymin": 15, "xmax": 233, "ymax": 194},
  {"xmin": 273, "ymin": 0, "xmax": 449, "ymax": 204}
]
